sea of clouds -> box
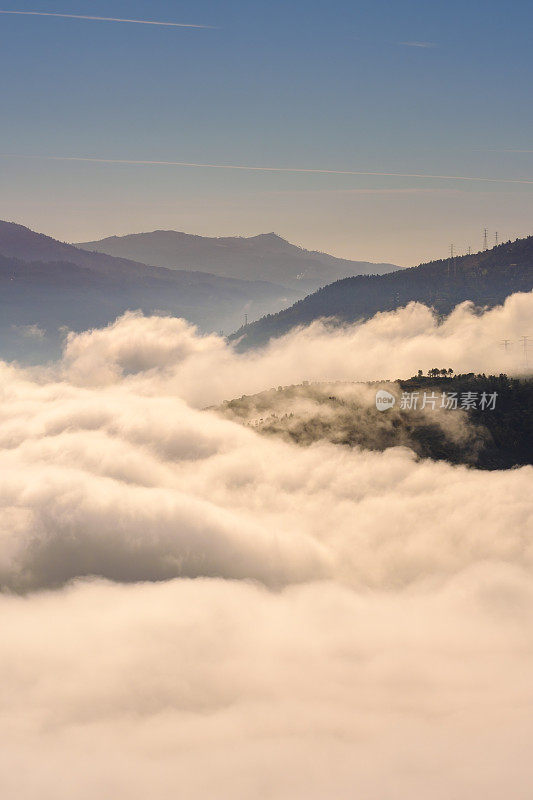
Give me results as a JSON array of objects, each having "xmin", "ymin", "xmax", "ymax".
[{"xmin": 1, "ymin": 293, "xmax": 532, "ymax": 799}]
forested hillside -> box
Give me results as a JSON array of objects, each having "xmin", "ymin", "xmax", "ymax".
[
  {"xmin": 231, "ymin": 236, "xmax": 533, "ymax": 349},
  {"xmin": 217, "ymin": 373, "xmax": 533, "ymax": 470}
]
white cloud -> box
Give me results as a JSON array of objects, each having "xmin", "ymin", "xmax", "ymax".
[
  {"xmin": 2, "ymin": 571, "xmax": 533, "ymax": 798},
  {"xmin": 1, "ymin": 299, "xmax": 532, "ymax": 797},
  {"xmin": 11, "ymin": 323, "xmax": 45, "ymax": 340},
  {"xmin": 60, "ymin": 292, "xmax": 533, "ymax": 407}
]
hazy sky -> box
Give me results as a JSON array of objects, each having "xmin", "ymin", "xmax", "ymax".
[{"xmin": 0, "ymin": 0, "xmax": 532, "ymax": 265}]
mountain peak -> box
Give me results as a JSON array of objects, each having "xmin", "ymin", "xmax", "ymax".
[
  {"xmin": 252, "ymin": 232, "xmax": 285, "ymax": 241},
  {"xmin": 245, "ymin": 232, "xmax": 296, "ymax": 252},
  {"xmin": 74, "ymin": 227, "xmax": 399, "ymax": 288}
]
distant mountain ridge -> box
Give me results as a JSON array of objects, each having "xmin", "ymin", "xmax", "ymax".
[
  {"xmin": 0, "ymin": 221, "xmax": 298, "ymax": 362},
  {"xmin": 230, "ymin": 235, "xmax": 533, "ymax": 349},
  {"xmin": 76, "ymin": 229, "xmax": 399, "ymax": 290},
  {"xmin": 0, "ymin": 220, "xmax": 151, "ymax": 278}
]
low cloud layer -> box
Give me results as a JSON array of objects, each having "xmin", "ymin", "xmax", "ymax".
[
  {"xmin": 1, "ymin": 296, "xmax": 532, "ymax": 798},
  {"xmin": 3, "ymin": 571, "xmax": 533, "ymax": 800},
  {"xmin": 59, "ymin": 291, "xmax": 533, "ymax": 406}
]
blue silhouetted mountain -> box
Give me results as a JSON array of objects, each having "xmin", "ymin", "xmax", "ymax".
[
  {"xmin": 229, "ymin": 236, "xmax": 533, "ymax": 349},
  {"xmin": 0, "ymin": 221, "xmax": 298, "ymax": 362},
  {"xmin": 76, "ymin": 229, "xmax": 399, "ymax": 290}
]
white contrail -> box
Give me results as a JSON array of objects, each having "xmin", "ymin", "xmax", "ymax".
[
  {"xmin": 0, "ymin": 10, "xmax": 213, "ymax": 28},
  {"xmin": 1, "ymin": 153, "xmax": 533, "ymax": 185},
  {"xmin": 398, "ymin": 41, "xmax": 436, "ymax": 48}
]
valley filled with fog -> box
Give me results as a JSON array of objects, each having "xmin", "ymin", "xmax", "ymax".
[
  {"xmin": 1, "ymin": 294, "xmax": 532, "ymax": 799},
  {"xmin": 2, "ymin": 0, "xmax": 533, "ymax": 795}
]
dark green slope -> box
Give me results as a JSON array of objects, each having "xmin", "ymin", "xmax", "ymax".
[
  {"xmin": 230, "ymin": 236, "xmax": 533, "ymax": 349},
  {"xmin": 217, "ymin": 374, "xmax": 533, "ymax": 470}
]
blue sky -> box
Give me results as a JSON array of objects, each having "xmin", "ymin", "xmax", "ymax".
[{"xmin": 0, "ymin": 0, "xmax": 532, "ymax": 264}]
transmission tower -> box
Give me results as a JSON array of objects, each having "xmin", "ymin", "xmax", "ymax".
[
  {"xmin": 495, "ymin": 231, "xmax": 499, "ymax": 246},
  {"xmin": 483, "ymin": 228, "xmax": 488, "ymax": 250},
  {"xmin": 448, "ymin": 244, "xmax": 456, "ymax": 280},
  {"xmin": 500, "ymin": 339, "xmax": 512, "ymax": 351},
  {"xmin": 519, "ymin": 335, "xmax": 530, "ymax": 367}
]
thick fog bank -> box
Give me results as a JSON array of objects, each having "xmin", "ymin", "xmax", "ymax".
[{"xmin": 1, "ymin": 295, "xmax": 532, "ymax": 799}]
